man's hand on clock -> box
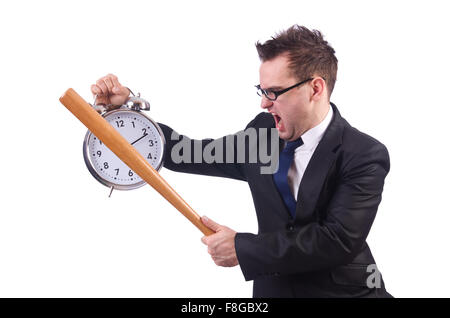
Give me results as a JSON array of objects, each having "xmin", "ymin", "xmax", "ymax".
[
  {"xmin": 201, "ymin": 216, "xmax": 239, "ymax": 267},
  {"xmin": 91, "ymin": 74, "xmax": 130, "ymax": 106}
]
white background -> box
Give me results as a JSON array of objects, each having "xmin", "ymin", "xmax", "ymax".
[{"xmin": 0, "ymin": 0, "xmax": 449, "ymax": 297}]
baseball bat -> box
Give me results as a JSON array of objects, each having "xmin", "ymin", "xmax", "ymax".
[{"xmin": 60, "ymin": 88, "xmax": 214, "ymax": 236}]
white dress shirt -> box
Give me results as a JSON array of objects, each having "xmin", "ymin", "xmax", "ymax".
[{"xmin": 287, "ymin": 104, "xmax": 333, "ymax": 200}]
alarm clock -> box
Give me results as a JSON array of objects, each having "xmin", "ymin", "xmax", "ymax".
[{"xmin": 83, "ymin": 90, "xmax": 165, "ymax": 195}]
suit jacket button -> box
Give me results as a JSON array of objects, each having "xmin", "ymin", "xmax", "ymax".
[{"xmin": 286, "ymin": 224, "xmax": 294, "ymax": 231}]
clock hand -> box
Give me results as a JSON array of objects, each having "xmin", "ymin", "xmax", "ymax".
[{"xmin": 131, "ymin": 133, "xmax": 148, "ymax": 146}]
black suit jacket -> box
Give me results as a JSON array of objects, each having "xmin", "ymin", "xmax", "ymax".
[{"xmin": 158, "ymin": 103, "xmax": 392, "ymax": 298}]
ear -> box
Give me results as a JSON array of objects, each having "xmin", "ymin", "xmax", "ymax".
[{"xmin": 310, "ymin": 77, "xmax": 327, "ymax": 101}]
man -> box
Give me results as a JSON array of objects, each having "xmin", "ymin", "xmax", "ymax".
[{"xmin": 91, "ymin": 25, "xmax": 392, "ymax": 297}]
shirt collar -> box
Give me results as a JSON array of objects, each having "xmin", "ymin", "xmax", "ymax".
[{"xmin": 297, "ymin": 104, "xmax": 333, "ymax": 151}]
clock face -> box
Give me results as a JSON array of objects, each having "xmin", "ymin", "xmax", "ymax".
[{"xmin": 84, "ymin": 109, "xmax": 165, "ymax": 189}]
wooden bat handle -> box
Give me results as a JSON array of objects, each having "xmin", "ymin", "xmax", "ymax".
[{"xmin": 60, "ymin": 88, "xmax": 214, "ymax": 236}]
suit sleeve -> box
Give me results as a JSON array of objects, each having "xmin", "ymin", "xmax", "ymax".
[
  {"xmin": 157, "ymin": 114, "xmax": 262, "ymax": 182},
  {"xmin": 235, "ymin": 142, "xmax": 390, "ymax": 281}
]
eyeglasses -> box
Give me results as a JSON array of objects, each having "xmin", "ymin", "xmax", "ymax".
[{"xmin": 255, "ymin": 77, "xmax": 323, "ymax": 101}]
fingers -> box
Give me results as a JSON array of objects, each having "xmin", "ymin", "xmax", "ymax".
[
  {"xmin": 202, "ymin": 235, "xmax": 234, "ymax": 266},
  {"xmin": 201, "ymin": 216, "xmax": 221, "ymax": 232},
  {"xmin": 93, "ymin": 74, "xmax": 120, "ymax": 96},
  {"xmin": 104, "ymin": 77, "xmax": 114, "ymax": 92},
  {"xmin": 91, "ymin": 84, "xmax": 101, "ymax": 95},
  {"xmin": 110, "ymin": 76, "xmax": 123, "ymax": 94},
  {"xmin": 201, "ymin": 235, "xmax": 217, "ymax": 255},
  {"xmin": 91, "ymin": 73, "xmax": 129, "ymax": 105},
  {"xmin": 91, "ymin": 84, "xmax": 108, "ymax": 105},
  {"xmin": 200, "ymin": 220, "xmax": 238, "ymax": 268},
  {"xmin": 96, "ymin": 78, "xmax": 109, "ymax": 95},
  {"xmin": 201, "ymin": 234, "xmax": 217, "ymax": 248},
  {"xmin": 201, "ymin": 232, "xmax": 224, "ymax": 256},
  {"xmin": 103, "ymin": 73, "xmax": 123, "ymax": 94},
  {"xmin": 200, "ymin": 216, "xmax": 228, "ymax": 248}
]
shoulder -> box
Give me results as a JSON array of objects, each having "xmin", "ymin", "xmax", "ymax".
[
  {"xmin": 245, "ymin": 112, "xmax": 275, "ymax": 129},
  {"xmin": 338, "ymin": 119, "xmax": 390, "ymax": 176},
  {"xmin": 342, "ymin": 122, "xmax": 388, "ymax": 153}
]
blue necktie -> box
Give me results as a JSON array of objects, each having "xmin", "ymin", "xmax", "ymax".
[{"xmin": 273, "ymin": 138, "xmax": 303, "ymax": 218}]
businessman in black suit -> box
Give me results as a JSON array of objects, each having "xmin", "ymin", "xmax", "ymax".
[{"xmin": 91, "ymin": 25, "xmax": 391, "ymax": 298}]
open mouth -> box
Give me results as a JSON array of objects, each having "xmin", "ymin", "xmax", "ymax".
[
  {"xmin": 272, "ymin": 113, "xmax": 283, "ymax": 131},
  {"xmin": 274, "ymin": 114, "xmax": 280, "ymax": 124}
]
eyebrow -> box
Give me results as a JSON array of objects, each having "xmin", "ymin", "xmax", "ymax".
[{"xmin": 261, "ymin": 85, "xmax": 283, "ymax": 91}]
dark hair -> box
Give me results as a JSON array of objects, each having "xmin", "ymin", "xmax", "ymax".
[{"xmin": 256, "ymin": 25, "xmax": 338, "ymax": 99}]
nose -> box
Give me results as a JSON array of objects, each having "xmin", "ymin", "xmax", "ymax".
[{"xmin": 260, "ymin": 95, "xmax": 273, "ymax": 110}]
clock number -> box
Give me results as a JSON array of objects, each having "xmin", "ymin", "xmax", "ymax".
[
  {"xmin": 115, "ymin": 120, "xmax": 124, "ymax": 128},
  {"xmin": 131, "ymin": 121, "xmax": 135, "ymax": 128},
  {"xmin": 142, "ymin": 128, "xmax": 147, "ymax": 136},
  {"xmin": 96, "ymin": 150, "xmax": 102, "ymax": 157},
  {"xmin": 149, "ymin": 140, "xmax": 154, "ymax": 147},
  {"xmin": 147, "ymin": 153, "xmax": 153, "ymax": 159},
  {"xmin": 128, "ymin": 170, "xmax": 134, "ymax": 177},
  {"xmin": 104, "ymin": 162, "xmax": 109, "ymax": 169},
  {"xmin": 114, "ymin": 168, "xmax": 119, "ymax": 176}
]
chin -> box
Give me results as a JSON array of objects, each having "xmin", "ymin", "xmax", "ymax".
[{"xmin": 278, "ymin": 131, "xmax": 292, "ymax": 141}]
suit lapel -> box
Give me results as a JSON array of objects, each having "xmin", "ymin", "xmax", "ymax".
[
  {"xmin": 250, "ymin": 114, "xmax": 288, "ymax": 219},
  {"xmin": 260, "ymin": 137, "xmax": 288, "ymax": 218},
  {"xmin": 295, "ymin": 103, "xmax": 344, "ymax": 222},
  {"xmin": 257, "ymin": 103, "xmax": 344, "ymax": 220}
]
